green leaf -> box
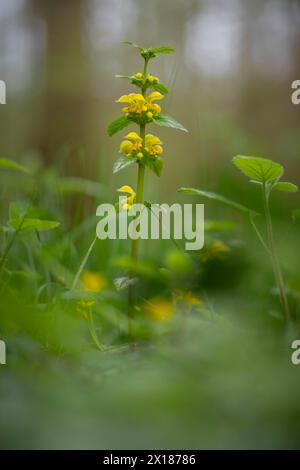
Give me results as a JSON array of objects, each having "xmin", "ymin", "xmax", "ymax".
[
  {"xmin": 123, "ymin": 41, "xmax": 143, "ymax": 51},
  {"xmin": 57, "ymin": 177, "xmax": 104, "ymax": 197},
  {"xmin": 153, "ymin": 114, "xmax": 188, "ymax": 132},
  {"xmin": 143, "ymin": 156, "xmax": 163, "ymax": 177},
  {"xmin": 178, "ymin": 187, "xmax": 258, "ymax": 215},
  {"xmin": 152, "ymin": 82, "xmax": 169, "ymax": 94},
  {"xmin": 9, "ymin": 201, "xmax": 29, "ymax": 220},
  {"xmin": 233, "ymin": 156, "xmax": 283, "ymax": 182},
  {"xmin": 107, "ymin": 116, "xmax": 132, "ymax": 136},
  {"xmin": 273, "ymin": 182, "xmax": 298, "ymax": 193},
  {"xmin": 0, "ymin": 158, "xmax": 29, "ymax": 174},
  {"xmin": 115, "ymin": 74, "xmax": 131, "ymax": 79},
  {"xmin": 151, "ymin": 46, "xmax": 175, "ymax": 54},
  {"xmin": 9, "ymin": 218, "xmax": 60, "ymax": 232},
  {"xmin": 113, "ymin": 154, "xmax": 136, "ymax": 173}
]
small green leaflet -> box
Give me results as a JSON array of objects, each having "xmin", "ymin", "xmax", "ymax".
[
  {"xmin": 153, "ymin": 114, "xmax": 188, "ymax": 132},
  {"xmin": 0, "ymin": 158, "xmax": 29, "ymax": 174},
  {"xmin": 273, "ymin": 182, "xmax": 298, "ymax": 193},
  {"xmin": 233, "ymin": 156, "xmax": 283, "ymax": 182},
  {"xmin": 115, "ymin": 74, "xmax": 132, "ymax": 79},
  {"xmin": 107, "ymin": 116, "xmax": 132, "ymax": 136},
  {"xmin": 124, "ymin": 42, "xmax": 175, "ymax": 55},
  {"xmin": 150, "ymin": 46, "xmax": 175, "ymax": 54},
  {"xmin": 113, "ymin": 154, "xmax": 136, "ymax": 174},
  {"xmin": 123, "ymin": 41, "xmax": 143, "ymax": 50},
  {"xmin": 178, "ymin": 187, "xmax": 258, "ymax": 216},
  {"xmin": 152, "ymin": 82, "xmax": 169, "ymax": 94},
  {"xmin": 9, "ymin": 218, "xmax": 60, "ymax": 232}
]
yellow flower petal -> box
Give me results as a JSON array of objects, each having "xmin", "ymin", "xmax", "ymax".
[
  {"xmin": 119, "ymin": 140, "xmax": 133, "ymax": 154},
  {"xmin": 117, "ymin": 185, "xmax": 136, "ymax": 198},
  {"xmin": 145, "ymin": 134, "xmax": 162, "ymax": 146},
  {"xmin": 124, "ymin": 132, "xmax": 142, "ymax": 142},
  {"xmin": 154, "ymin": 145, "xmax": 163, "ymax": 155},
  {"xmin": 147, "ymin": 91, "xmax": 163, "ymax": 102}
]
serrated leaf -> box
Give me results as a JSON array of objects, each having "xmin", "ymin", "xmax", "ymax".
[
  {"xmin": 273, "ymin": 182, "xmax": 298, "ymax": 193},
  {"xmin": 113, "ymin": 154, "xmax": 136, "ymax": 173},
  {"xmin": 233, "ymin": 156, "xmax": 283, "ymax": 182},
  {"xmin": 0, "ymin": 158, "xmax": 29, "ymax": 174},
  {"xmin": 144, "ymin": 156, "xmax": 163, "ymax": 177},
  {"xmin": 153, "ymin": 114, "xmax": 188, "ymax": 132},
  {"xmin": 107, "ymin": 116, "xmax": 132, "ymax": 136},
  {"xmin": 152, "ymin": 82, "xmax": 169, "ymax": 94},
  {"xmin": 178, "ymin": 187, "xmax": 258, "ymax": 215},
  {"xmin": 9, "ymin": 218, "xmax": 60, "ymax": 232},
  {"xmin": 151, "ymin": 46, "xmax": 175, "ymax": 54}
]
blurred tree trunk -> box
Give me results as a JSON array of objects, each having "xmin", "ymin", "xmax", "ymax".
[{"xmin": 30, "ymin": 0, "xmax": 93, "ymax": 171}]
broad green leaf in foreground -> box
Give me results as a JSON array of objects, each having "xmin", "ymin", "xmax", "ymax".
[
  {"xmin": 0, "ymin": 158, "xmax": 29, "ymax": 174},
  {"xmin": 178, "ymin": 187, "xmax": 258, "ymax": 215},
  {"xmin": 232, "ymin": 156, "xmax": 283, "ymax": 182},
  {"xmin": 113, "ymin": 154, "xmax": 136, "ymax": 174},
  {"xmin": 107, "ymin": 116, "xmax": 132, "ymax": 136},
  {"xmin": 9, "ymin": 218, "xmax": 60, "ymax": 232},
  {"xmin": 153, "ymin": 114, "xmax": 188, "ymax": 132},
  {"xmin": 273, "ymin": 182, "xmax": 298, "ymax": 193}
]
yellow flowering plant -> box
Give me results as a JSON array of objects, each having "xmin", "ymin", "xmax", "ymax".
[{"xmin": 107, "ymin": 42, "xmax": 187, "ymax": 334}]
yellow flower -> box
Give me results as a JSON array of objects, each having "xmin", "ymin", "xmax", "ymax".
[
  {"xmin": 117, "ymin": 185, "xmax": 136, "ymax": 211},
  {"xmin": 117, "ymin": 93, "xmax": 146, "ymax": 114},
  {"xmin": 82, "ymin": 271, "xmax": 106, "ymax": 293},
  {"xmin": 145, "ymin": 298, "xmax": 173, "ymax": 322},
  {"xmin": 117, "ymin": 91, "xmax": 163, "ymax": 118},
  {"xmin": 135, "ymin": 72, "xmax": 143, "ymax": 79},
  {"xmin": 174, "ymin": 290, "xmax": 204, "ymax": 307},
  {"xmin": 119, "ymin": 140, "xmax": 134, "ymax": 155},
  {"xmin": 147, "ymin": 91, "xmax": 163, "ymax": 102},
  {"xmin": 145, "ymin": 134, "xmax": 163, "ymax": 156},
  {"xmin": 202, "ymin": 240, "xmax": 231, "ymax": 262},
  {"xmin": 119, "ymin": 132, "xmax": 142, "ymax": 155}
]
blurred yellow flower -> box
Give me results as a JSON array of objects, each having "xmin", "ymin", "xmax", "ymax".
[
  {"xmin": 202, "ymin": 239, "xmax": 231, "ymax": 262},
  {"xmin": 174, "ymin": 290, "xmax": 203, "ymax": 307},
  {"xmin": 82, "ymin": 271, "xmax": 106, "ymax": 293},
  {"xmin": 145, "ymin": 298, "xmax": 174, "ymax": 321}
]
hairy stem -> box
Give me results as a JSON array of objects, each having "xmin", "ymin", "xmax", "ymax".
[{"xmin": 262, "ymin": 183, "xmax": 290, "ymax": 321}]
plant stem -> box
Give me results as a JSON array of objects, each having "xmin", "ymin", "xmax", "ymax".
[
  {"xmin": 262, "ymin": 183, "xmax": 290, "ymax": 321},
  {"xmin": 0, "ymin": 217, "xmax": 26, "ymax": 277},
  {"xmin": 127, "ymin": 58, "xmax": 148, "ymax": 337},
  {"xmin": 71, "ymin": 235, "xmax": 97, "ymax": 290}
]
